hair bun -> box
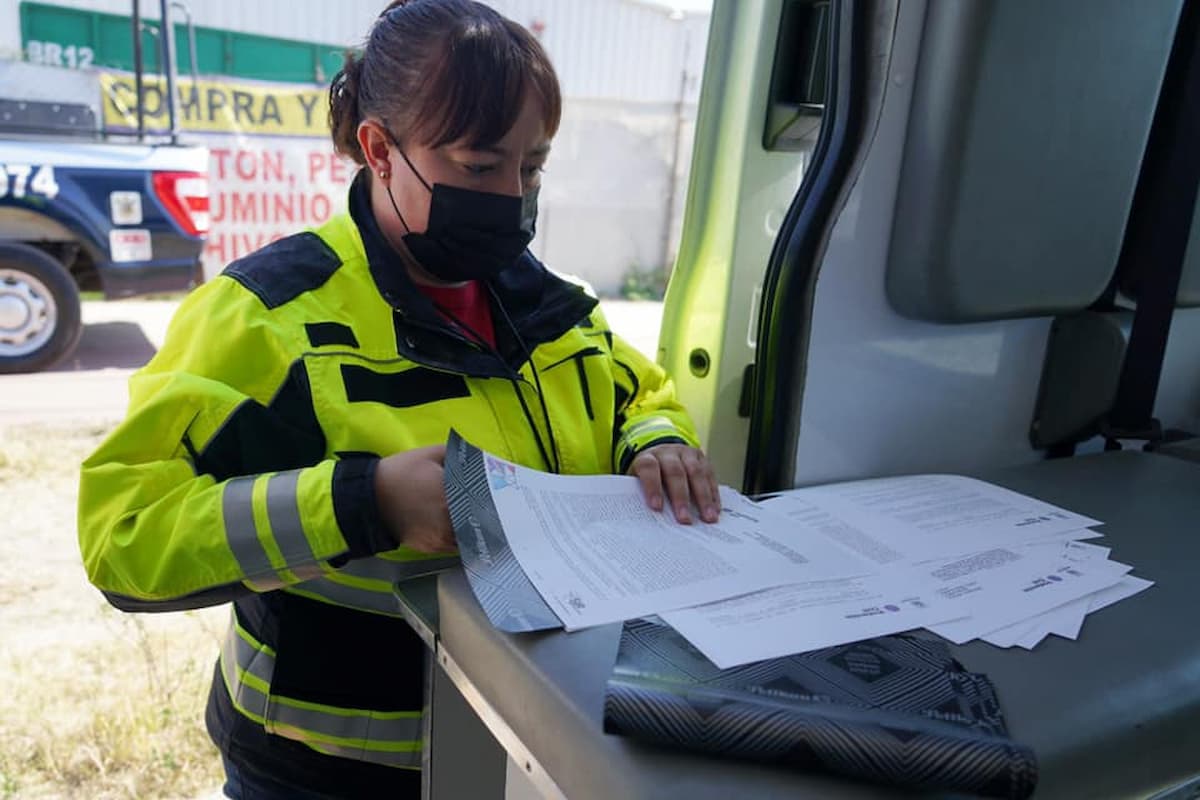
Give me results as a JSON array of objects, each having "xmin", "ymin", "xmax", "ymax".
[
  {"xmin": 329, "ymin": 0, "xmax": 562, "ymax": 165},
  {"xmin": 328, "ymin": 52, "xmax": 367, "ymax": 164}
]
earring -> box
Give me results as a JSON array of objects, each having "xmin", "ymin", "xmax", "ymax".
[{"xmin": 378, "ymin": 170, "xmax": 389, "ymax": 180}]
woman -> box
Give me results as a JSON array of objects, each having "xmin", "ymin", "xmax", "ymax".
[{"xmin": 78, "ymin": 1, "xmax": 717, "ymax": 797}]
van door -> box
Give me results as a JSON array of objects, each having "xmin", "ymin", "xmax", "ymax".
[
  {"xmin": 661, "ymin": 0, "xmax": 1200, "ymax": 797},
  {"xmin": 661, "ymin": 0, "xmax": 1199, "ymax": 491},
  {"xmin": 658, "ymin": 0, "xmax": 838, "ymax": 487}
]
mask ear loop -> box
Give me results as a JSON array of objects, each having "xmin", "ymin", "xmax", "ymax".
[
  {"xmin": 383, "ymin": 183, "xmax": 413, "ymax": 235},
  {"xmin": 380, "ymin": 123, "xmax": 433, "ymax": 191},
  {"xmin": 395, "ymin": 147, "xmax": 433, "ymax": 192},
  {"xmin": 378, "ymin": 123, "xmax": 433, "ymax": 235}
]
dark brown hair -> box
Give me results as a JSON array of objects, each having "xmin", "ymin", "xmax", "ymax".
[{"xmin": 329, "ymin": 0, "xmax": 562, "ymax": 165}]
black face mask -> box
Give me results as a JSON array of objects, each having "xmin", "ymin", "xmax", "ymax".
[{"xmin": 386, "ymin": 148, "xmax": 538, "ymax": 283}]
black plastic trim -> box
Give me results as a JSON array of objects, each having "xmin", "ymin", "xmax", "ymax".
[
  {"xmin": 1105, "ymin": 0, "xmax": 1200, "ymax": 440},
  {"xmin": 744, "ymin": 0, "xmax": 875, "ymax": 494}
]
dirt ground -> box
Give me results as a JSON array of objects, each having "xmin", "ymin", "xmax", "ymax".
[
  {"xmin": 0, "ymin": 297, "xmax": 663, "ymax": 799},
  {"xmin": 0, "ymin": 418, "xmax": 227, "ymax": 799}
]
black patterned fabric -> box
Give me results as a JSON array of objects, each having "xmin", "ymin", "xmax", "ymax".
[
  {"xmin": 605, "ymin": 619, "xmax": 1038, "ymax": 799},
  {"xmin": 443, "ymin": 431, "xmax": 563, "ymax": 631}
]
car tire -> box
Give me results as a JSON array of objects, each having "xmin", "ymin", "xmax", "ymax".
[{"xmin": 0, "ymin": 242, "xmax": 83, "ymax": 374}]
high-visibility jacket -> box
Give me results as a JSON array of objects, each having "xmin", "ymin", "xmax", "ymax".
[{"xmin": 77, "ymin": 177, "xmax": 699, "ymax": 781}]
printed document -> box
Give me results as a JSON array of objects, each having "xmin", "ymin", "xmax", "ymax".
[
  {"xmin": 445, "ymin": 433, "xmax": 1144, "ymax": 662},
  {"xmin": 922, "ymin": 555, "xmax": 1130, "ymax": 644},
  {"xmin": 763, "ymin": 474, "xmax": 1103, "ymax": 564},
  {"xmin": 662, "ymin": 544, "xmax": 1128, "ymax": 668},
  {"xmin": 980, "ymin": 541, "xmax": 1112, "ymax": 647},
  {"xmin": 482, "ymin": 453, "xmax": 873, "ymax": 630},
  {"xmin": 984, "ymin": 575, "xmax": 1154, "ymax": 649}
]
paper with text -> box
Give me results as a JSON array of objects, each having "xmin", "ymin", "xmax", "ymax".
[
  {"xmin": 476, "ymin": 447, "xmax": 874, "ymax": 631},
  {"xmin": 763, "ymin": 474, "xmax": 1102, "ymax": 564},
  {"xmin": 980, "ymin": 541, "xmax": 1113, "ymax": 647},
  {"xmin": 662, "ymin": 544, "xmax": 1126, "ymax": 668},
  {"xmin": 925, "ymin": 556, "xmax": 1131, "ymax": 645}
]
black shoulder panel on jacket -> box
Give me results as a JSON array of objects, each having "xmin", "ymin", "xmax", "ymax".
[
  {"xmin": 223, "ymin": 232, "xmax": 342, "ymax": 310},
  {"xmin": 195, "ymin": 360, "xmax": 327, "ymax": 482}
]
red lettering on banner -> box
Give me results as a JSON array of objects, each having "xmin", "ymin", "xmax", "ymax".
[
  {"xmin": 211, "ymin": 148, "xmax": 232, "ymax": 180},
  {"xmin": 211, "ymin": 191, "xmax": 342, "ymax": 225},
  {"xmin": 273, "ymin": 194, "xmax": 296, "ymax": 224},
  {"xmin": 205, "ymin": 231, "xmax": 288, "ymax": 263},
  {"xmin": 262, "ymin": 151, "xmax": 286, "ymax": 183},
  {"xmin": 308, "ymin": 152, "xmax": 326, "ymax": 183},
  {"xmin": 201, "ymin": 142, "xmax": 353, "ymax": 281},
  {"xmin": 308, "ymin": 152, "xmax": 352, "ymax": 184},
  {"xmin": 329, "ymin": 157, "xmax": 349, "ymax": 184},
  {"xmin": 234, "ymin": 150, "xmax": 258, "ymax": 181},
  {"xmin": 312, "ymin": 193, "xmax": 332, "ymax": 223},
  {"xmin": 231, "ymin": 192, "xmax": 258, "ymax": 223},
  {"xmin": 214, "ymin": 149, "xmax": 290, "ymax": 182},
  {"xmin": 204, "ymin": 233, "xmax": 223, "ymax": 263}
]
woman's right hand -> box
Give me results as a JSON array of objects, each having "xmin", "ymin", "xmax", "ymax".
[{"xmin": 373, "ymin": 444, "xmax": 457, "ymax": 553}]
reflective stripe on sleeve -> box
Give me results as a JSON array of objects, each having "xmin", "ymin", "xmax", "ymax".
[
  {"xmin": 621, "ymin": 417, "xmax": 679, "ymax": 441},
  {"xmin": 219, "ymin": 618, "xmax": 423, "ymax": 768},
  {"xmin": 286, "ymin": 555, "xmax": 461, "ymax": 615},
  {"xmin": 307, "ymin": 740, "xmax": 422, "ymax": 768},
  {"xmin": 614, "ymin": 416, "xmax": 686, "ymax": 469},
  {"xmin": 223, "ymin": 476, "xmax": 276, "ymax": 581},
  {"xmin": 286, "ymin": 576, "xmax": 404, "ymax": 616},
  {"xmin": 265, "ymin": 469, "xmax": 318, "ymax": 563},
  {"xmin": 223, "ymin": 470, "xmax": 328, "ymax": 591}
]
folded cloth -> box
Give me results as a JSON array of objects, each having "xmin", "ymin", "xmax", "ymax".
[{"xmin": 604, "ymin": 619, "xmax": 1037, "ymax": 799}]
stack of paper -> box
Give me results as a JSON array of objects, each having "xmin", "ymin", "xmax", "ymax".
[
  {"xmin": 965, "ymin": 541, "xmax": 1153, "ymax": 650},
  {"xmin": 443, "ymin": 434, "xmax": 1153, "ymax": 670},
  {"xmin": 664, "ymin": 476, "xmax": 1153, "ymax": 667},
  {"xmin": 444, "ymin": 430, "xmax": 872, "ymax": 634}
]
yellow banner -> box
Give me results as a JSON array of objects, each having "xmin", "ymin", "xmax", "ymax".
[{"xmin": 100, "ymin": 73, "xmax": 327, "ymax": 137}]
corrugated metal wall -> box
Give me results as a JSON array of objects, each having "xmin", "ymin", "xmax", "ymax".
[
  {"xmin": 1, "ymin": 0, "xmax": 709, "ymax": 103},
  {"xmin": 489, "ymin": 0, "xmax": 708, "ymax": 103}
]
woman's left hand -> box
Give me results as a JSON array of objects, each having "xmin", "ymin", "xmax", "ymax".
[{"xmin": 628, "ymin": 444, "xmax": 721, "ymax": 525}]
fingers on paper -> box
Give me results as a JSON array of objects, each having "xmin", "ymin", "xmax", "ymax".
[
  {"xmin": 631, "ymin": 450, "xmax": 666, "ymax": 513},
  {"xmin": 630, "ymin": 445, "xmax": 721, "ymax": 525},
  {"xmin": 682, "ymin": 449, "xmax": 721, "ymax": 523}
]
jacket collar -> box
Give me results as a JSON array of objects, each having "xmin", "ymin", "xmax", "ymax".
[{"xmin": 347, "ymin": 170, "xmax": 597, "ymax": 373}]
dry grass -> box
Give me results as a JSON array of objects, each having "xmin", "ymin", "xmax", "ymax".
[{"xmin": 0, "ymin": 421, "xmax": 225, "ymax": 800}]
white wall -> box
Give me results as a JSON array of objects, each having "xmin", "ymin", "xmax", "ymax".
[{"xmin": 535, "ymin": 98, "xmax": 698, "ymax": 292}]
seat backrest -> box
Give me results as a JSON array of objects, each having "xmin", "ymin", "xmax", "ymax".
[
  {"xmin": 885, "ymin": 0, "xmax": 1182, "ymax": 323},
  {"xmin": 784, "ymin": 0, "xmax": 1192, "ymax": 486}
]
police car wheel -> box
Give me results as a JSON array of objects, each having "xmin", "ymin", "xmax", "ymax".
[{"xmin": 0, "ymin": 243, "xmax": 83, "ymax": 374}]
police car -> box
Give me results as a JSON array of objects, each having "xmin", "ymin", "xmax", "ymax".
[{"xmin": 0, "ymin": 104, "xmax": 208, "ymax": 373}]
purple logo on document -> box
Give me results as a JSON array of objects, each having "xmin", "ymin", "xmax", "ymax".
[{"xmin": 486, "ymin": 456, "xmax": 518, "ymax": 491}]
